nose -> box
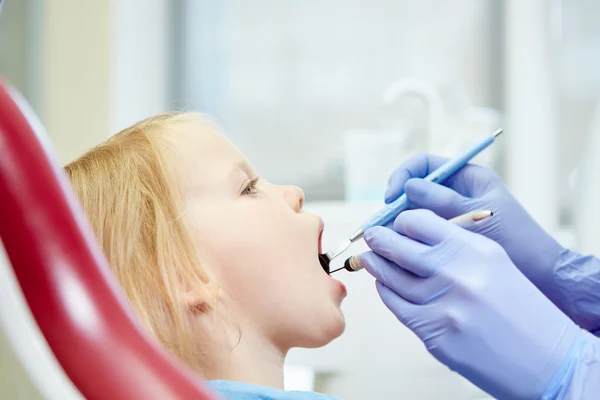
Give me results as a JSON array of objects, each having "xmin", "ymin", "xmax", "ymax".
[{"xmin": 283, "ymin": 185, "xmax": 304, "ymax": 212}]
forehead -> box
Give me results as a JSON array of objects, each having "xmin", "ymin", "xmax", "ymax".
[{"xmin": 168, "ymin": 120, "xmax": 250, "ymax": 188}]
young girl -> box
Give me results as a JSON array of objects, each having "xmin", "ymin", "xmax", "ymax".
[{"xmin": 65, "ymin": 112, "xmax": 347, "ymax": 399}]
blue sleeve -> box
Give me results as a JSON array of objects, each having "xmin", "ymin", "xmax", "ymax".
[
  {"xmin": 544, "ymin": 331, "xmax": 600, "ymax": 399},
  {"xmin": 551, "ymin": 250, "xmax": 600, "ymax": 333}
]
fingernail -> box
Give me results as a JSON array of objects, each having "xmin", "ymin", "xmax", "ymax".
[{"xmin": 384, "ymin": 191, "xmax": 393, "ymax": 204}]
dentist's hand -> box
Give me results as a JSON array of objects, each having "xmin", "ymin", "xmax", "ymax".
[
  {"xmin": 362, "ymin": 210, "xmax": 588, "ymax": 400},
  {"xmin": 385, "ymin": 153, "xmax": 600, "ymax": 332}
]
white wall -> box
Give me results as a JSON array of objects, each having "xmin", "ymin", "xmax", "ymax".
[
  {"xmin": 181, "ymin": 0, "xmax": 501, "ymax": 200},
  {"xmin": 39, "ymin": 0, "xmax": 113, "ymax": 164},
  {"xmin": 504, "ymin": 0, "xmax": 560, "ymax": 234},
  {"xmin": 0, "ymin": 0, "xmax": 28, "ymax": 97},
  {"xmin": 35, "ymin": 0, "xmax": 173, "ymax": 164},
  {"xmin": 111, "ymin": 0, "xmax": 172, "ymax": 133}
]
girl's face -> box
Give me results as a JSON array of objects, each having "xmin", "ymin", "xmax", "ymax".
[{"xmin": 175, "ymin": 123, "xmax": 346, "ymax": 350}]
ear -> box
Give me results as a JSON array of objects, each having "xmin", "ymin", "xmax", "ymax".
[{"xmin": 181, "ymin": 282, "xmax": 222, "ymax": 315}]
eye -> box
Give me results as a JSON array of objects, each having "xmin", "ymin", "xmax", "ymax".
[{"xmin": 241, "ymin": 178, "xmax": 259, "ymax": 196}]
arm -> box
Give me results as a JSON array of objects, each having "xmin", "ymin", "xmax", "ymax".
[{"xmin": 548, "ymin": 251, "xmax": 600, "ymax": 336}]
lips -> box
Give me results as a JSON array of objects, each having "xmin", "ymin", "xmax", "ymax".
[
  {"xmin": 317, "ymin": 219, "xmax": 324, "ymax": 255},
  {"xmin": 315, "ymin": 219, "xmax": 347, "ymax": 297}
]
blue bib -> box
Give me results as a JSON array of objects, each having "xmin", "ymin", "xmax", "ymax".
[{"xmin": 205, "ymin": 380, "xmax": 342, "ymax": 400}]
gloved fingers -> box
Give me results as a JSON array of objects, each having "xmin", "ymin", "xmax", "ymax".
[
  {"xmin": 393, "ymin": 209, "xmax": 464, "ymax": 246},
  {"xmin": 404, "ymin": 179, "xmax": 470, "ymax": 219},
  {"xmin": 363, "ymin": 226, "xmax": 436, "ymax": 278},
  {"xmin": 364, "ymin": 252, "xmax": 454, "ymax": 304},
  {"xmin": 385, "ymin": 153, "xmax": 449, "ymax": 203},
  {"xmin": 375, "ymin": 280, "xmax": 421, "ymax": 327},
  {"xmin": 384, "ymin": 153, "xmax": 503, "ymax": 203},
  {"xmin": 361, "ymin": 252, "xmax": 432, "ymax": 303}
]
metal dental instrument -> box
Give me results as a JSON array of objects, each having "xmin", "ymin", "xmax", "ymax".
[{"xmin": 319, "ymin": 128, "xmax": 503, "ymax": 273}]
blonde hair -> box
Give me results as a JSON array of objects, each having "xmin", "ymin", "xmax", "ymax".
[{"xmin": 65, "ymin": 112, "xmax": 217, "ymax": 372}]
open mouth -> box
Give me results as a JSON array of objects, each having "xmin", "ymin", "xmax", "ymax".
[{"xmin": 317, "ymin": 219, "xmax": 332, "ymax": 274}]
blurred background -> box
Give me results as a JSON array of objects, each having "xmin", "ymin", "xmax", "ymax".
[{"xmin": 1, "ymin": 0, "xmax": 600, "ymax": 399}]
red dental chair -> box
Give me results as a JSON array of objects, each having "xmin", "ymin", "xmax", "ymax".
[{"xmin": 0, "ymin": 79, "xmax": 219, "ymax": 400}]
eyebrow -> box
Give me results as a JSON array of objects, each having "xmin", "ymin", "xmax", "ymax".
[{"xmin": 227, "ymin": 160, "xmax": 253, "ymax": 182}]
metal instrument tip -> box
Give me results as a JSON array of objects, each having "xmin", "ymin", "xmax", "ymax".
[
  {"xmin": 492, "ymin": 128, "xmax": 503, "ymax": 138},
  {"xmin": 325, "ymin": 240, "xmax": 351, "ymax": 262}
]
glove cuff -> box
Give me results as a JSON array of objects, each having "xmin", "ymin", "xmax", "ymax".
[
  {"xmin": 541, "ymin": 329, "xmax": 588, "ymax": 400},
  {"xmin": 551, "ymin": 249, "xmax": 600, "ymax": 331}
]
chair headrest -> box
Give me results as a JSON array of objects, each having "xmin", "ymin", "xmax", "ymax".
[{"xmin": 0, "ymin": 79, "xmax": 218, "ymax": 400}]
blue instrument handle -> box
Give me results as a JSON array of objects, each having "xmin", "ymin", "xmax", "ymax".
[{"xmin": 360, "ymin": 135, "xmax": 496, "ymax": 232}]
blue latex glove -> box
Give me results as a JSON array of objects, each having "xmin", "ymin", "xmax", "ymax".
[
  {"xmin": 362, "ymin": 210, "xmax": 600, "ymax": 399},
  {"xmin": 385, "ymin": 153, "xmax": 600, "ymax": 333}
]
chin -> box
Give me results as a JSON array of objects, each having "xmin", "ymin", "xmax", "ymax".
[
  {"xmin": 301, "ymin": 309, "xmax": 346, "ymax": 349},
  {"xmin": 326, "ymin": 310, "xmax": 346, "ymax": 342}
]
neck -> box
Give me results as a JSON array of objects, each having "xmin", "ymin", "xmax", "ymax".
[{"xmin": 198, "ymin": 321, "xmax": 288, "ymax": 389}]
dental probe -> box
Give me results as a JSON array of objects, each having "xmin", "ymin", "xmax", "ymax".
[
  {"xmin": 318, "ymin": 128, "xmax": 502, "ymax": 273},
  {"xmin": 329, "ymin": 210, "xmax": 494, "ymax": 274}
]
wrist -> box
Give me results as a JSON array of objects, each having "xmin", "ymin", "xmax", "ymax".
[{"xmin": 550, "ymin": 250, "xmax": 600, "ymax": 331}]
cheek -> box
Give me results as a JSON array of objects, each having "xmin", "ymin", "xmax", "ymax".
[
  {"xmin": 187, "ymin": 199, "xmax": 339, "ymax": 341},
  {"xmin": 189, "ymin": 202, "xmax": 302, "ymax": 294},
  {"xmin": 194, "ymin": 199, "xmax": 312, "ymax": 263},
  {"xmin": 217, "ymin": 235, "xmax": 311, "ymax": 300}
]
